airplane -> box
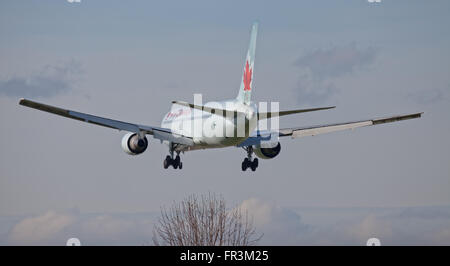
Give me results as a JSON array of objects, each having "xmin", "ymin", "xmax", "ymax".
[{"xmin": 19, "ymin": 22, "xmax": 422, "ymax": 171}]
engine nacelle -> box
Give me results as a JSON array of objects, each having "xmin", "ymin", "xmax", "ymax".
[
  {"xmin": 121, "ymin": 132, "xmax": 148, "ymax": 155},
  {"xmin": 253, "ymin": 142, "xmax": 281, "ymax": 159}
]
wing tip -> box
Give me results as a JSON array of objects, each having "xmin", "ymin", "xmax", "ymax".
[{"xmin": 411, "ymin": 112, "xmax": 424, "ymax": 118}]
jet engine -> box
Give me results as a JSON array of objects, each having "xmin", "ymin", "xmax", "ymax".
[
  {"xmin": 121, "ymin": 132, "xmax": 148, "ymax": 155},
  {"xmin": 253, "ymin": 142, "xmax": 281, "ymax": 159}
]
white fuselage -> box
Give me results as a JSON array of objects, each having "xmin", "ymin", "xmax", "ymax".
[{"xmin": 161, "ymin": 99, "xmax": 258, "ymax": 151}]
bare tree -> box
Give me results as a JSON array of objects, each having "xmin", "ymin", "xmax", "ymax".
[{"xmin": 153, "ymin": 193, "xmax": 261, "ymax": 246}]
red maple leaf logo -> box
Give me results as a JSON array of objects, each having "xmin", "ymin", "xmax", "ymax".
[{"xmin": 243, "ymin": 60, "xmax": 252, "ymax": 91}]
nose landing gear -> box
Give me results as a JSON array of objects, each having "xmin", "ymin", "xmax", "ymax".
[{"xmin": 242, "ymin": 146, "xmax": 258, "ymax": 171}]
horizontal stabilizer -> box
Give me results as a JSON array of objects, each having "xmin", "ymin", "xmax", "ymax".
[
  {"xmin": 172, "ymin": 100, "xmax": 242, "ymax": 116},
  {"xmin": 257, "ymin": 106, "xmax": 335, "ymax": 120}
]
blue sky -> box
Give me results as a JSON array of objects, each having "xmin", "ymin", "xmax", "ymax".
[{"xmin": 1, "ymin": 0, "xmax": 450, "ymax": 245}]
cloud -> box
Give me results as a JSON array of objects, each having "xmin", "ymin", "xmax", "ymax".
[
  {"xmin": 309, "ymin": 207, "xmax": 450, "ymax": 245},
  {"xmin": 238, "ymin": 198, "xmax": 310, "ymax": 245},
  {"xmin": 326, "ymin": 207, "xmax": 450, "ymax": 246},
  {"xmin": 407, "ymin": 86, "xmax": 449, "ymax": 105},
  {"xmin": 239, "ymin": 200, "xmax": 450, "ymax": 245},
  {"xmin": 294, "ymin": 69, "xmax": 338, "ymax": 106},
  {"xmin": 293, "ymin": 43, "xmax": 379, "ymax": 104},
  {"xmin": 4, "ymin": 203, "xmax": 450, "ymax": 245},
  {"xmin": 294, "ymin": 43, "xmax": 378, "ymax": 79},
  {"xmin": 0, "ymin": 60, "xmax": 82, "ymax": 98},
  {"xmin": 7, "ymin": 210, "xmax": 155, "ymax": 245},
  {"xmin": 6, "ymin": 200, "xmax": 311, "ymax": 246},
  {"xmin": 8, "ymin": 211, "xmax": 75, "ymax": 245}
]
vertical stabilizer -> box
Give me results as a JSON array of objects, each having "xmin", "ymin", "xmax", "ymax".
[{"xmin": 236, "ymin": 22, "xmax": 258, "ymax": 105}]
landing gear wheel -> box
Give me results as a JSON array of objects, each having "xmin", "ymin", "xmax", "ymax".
[
  {"xmin": 253, "ymin": 158, "xmax": 258, "ymax": 168},
  {"xmin": 164, "ymin": 143, "xmax": 184, "ymax": 170},
  {"xmin": 173, "ymin": 155, "xmax": 182, "ymax": 169},
  {"xmin": 242, "ymin": 158, "xmax": 249, "ymax": 171},
  {"xmin": 163, "ymin": 155, "xmax": 171, "ymax": 169},
  {"xmin": 163, "ymin": 153, "xmax": 184, "ymax": 169},
  {"xmin": 250, "ymin": 158, "xmax": 258, "ymax": 171},
  {"xmin": 242, "ymin": 146, "xmax": 259, "ymax": 172},
  {"xmin": 250, "ymin": 160, "xmax": 257, "ymax": 171},
  {"xmin": 242, "ymin": 161, "xmax": 247, "ymax": 171}
]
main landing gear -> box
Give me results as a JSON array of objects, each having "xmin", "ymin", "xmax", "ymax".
[
  {"xmin": 163, "ymin": 143, "xmax": 183, "ymax": 170},
  {"xmin": 163, "ymin": 155, "xmax": 182, "ymax": 169},
  {"xmin": 242, "ymin": 146, "xmax": 258, "ymax": 172}
]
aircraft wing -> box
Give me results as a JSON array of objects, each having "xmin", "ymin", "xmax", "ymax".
[
  {"xmin": 279, "ymin": 113, "xmax": 423, "ymax": 138},
  {"xmin": 238, "ymin": 112, "xmax": 422, "ymax": 147},
  {"xmin": 19, "ymin": 98, "xmax": 194, "ymax": 146}
]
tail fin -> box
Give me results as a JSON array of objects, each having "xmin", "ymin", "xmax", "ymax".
[{"xmin": 236, "ymin": 22, "xmax": 258, "ymax": 105}]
